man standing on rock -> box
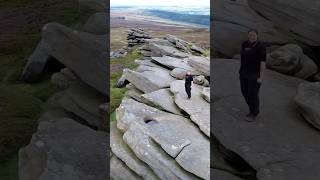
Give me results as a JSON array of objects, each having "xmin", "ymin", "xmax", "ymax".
[
  {"xmin": 239, "ymin": 29, "xmax": 266, "ymax": 121},
  {"xmin": 185, "ymin": 72, "xmax": 193, "ymax": 99}
]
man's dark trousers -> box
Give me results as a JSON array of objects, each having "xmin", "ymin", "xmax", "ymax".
[
  {"xmin": 185, "ymin": 83, "xmax": 191, "ymax": 98},
  {"xmin": 240, "ymin": 77, "xmax": 261, "ymax": 115}
]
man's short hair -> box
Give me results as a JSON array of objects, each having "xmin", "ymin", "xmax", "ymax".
[{"xmin": 248, "ymin": 29, "xmax": 259, "ymax": 35}]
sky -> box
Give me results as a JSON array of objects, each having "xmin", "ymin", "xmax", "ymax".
[{"xmin": 110, "ymin": 0, "xmax": 210, "ymax": 7}]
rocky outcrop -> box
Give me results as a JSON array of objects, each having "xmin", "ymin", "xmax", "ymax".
[
  {"xmin": 21, "ymin": 22, "xmax": 108, "ymax": 96},
  {"xmin": 111, "ymin": 33, "xmax": 213, "ymax": 179},
  {"xmin": 19, "ymin": 3, "xmax": 108, "ymax": 180},
  {"xmin": 187, "ymin": 56, "xmax": 210, "ymax": 77},
  {"xmin": 127, "ymin": 28, "xmax": 152, "ymax": 47},
  {"xmin": 165, "ymin": 34, "xmax": 206, "ymax": 55},
  {"xmin": 267, "ymin": 44, "xmax": 318, "ymax": 79},
  {"xmin": 212, "ymin": 59, "xmax": 320, "ymax": 180}
]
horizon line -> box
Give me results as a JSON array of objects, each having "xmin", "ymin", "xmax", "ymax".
[{"xmin": 110, "ymin": 5, "xmax": 210, "ymax": 7}]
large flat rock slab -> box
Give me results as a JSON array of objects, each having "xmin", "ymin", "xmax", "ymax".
[
  {"xmin": 170, "ymin": 80, "xmax": 210, "ymax": 137},
  {"xmin": 151, "ymin": 56, "xmax": 195, "ymax": 71},
  {"xmin": 123, "ymin": 66, "xmax": 175, "ymax": 93},
  {"xmin": 248, "ymin": 0, "xmax": 320, "ymax": 46},
  {"xmin": 212, "ymin": 59, "xmax": 320, "ymax": 180},
  {"xmin": 48, "ymin": 83, "xmax": 106, "ymax": 129},
  {"xmin": 122, "ymin": 69, "xmax": 161, "ymax": 93},
  {"xmin": 116, "ymin": 99, "xmax": 210, "ymax": 179},
  {"xmin": 147, "ymin": 42, "xmax": 189, "ymax": 58},
  {"xmin": 110, "ymin": 122, "xmax": 158, "ymax": 180},
  {"xmin": 21, "ymin": 23, "xmax": 108, "ymax": 96},
  {"xmin": 110, "ymin": 156, "xmax": 142, "ymax": 180},
  {"xmin": 186, "ymin": 56, "xmax": 210, "ymax": 76},
  {"xmin": 19, "ymin": 118, "xmax": 107, "ymax": 180},
  {"xmin": 123, "ymin": 121, "xmax": 200, "ymax": 180},
  {"xmin": 141, "ymin": 88, "xmax": 182, "ymax": 115}
]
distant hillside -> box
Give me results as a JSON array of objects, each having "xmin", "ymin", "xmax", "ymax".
[{"xmin": 146, "ymin": 9, "xmax": 210, "ymax": 26}]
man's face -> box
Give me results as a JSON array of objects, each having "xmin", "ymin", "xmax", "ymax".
[{"xmin": 248, "ymin": 31, "xmax": 258, "ymax": 43}]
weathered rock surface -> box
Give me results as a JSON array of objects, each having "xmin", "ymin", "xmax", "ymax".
[
  {"xmin": 135, "ymin": 59, "xmax": 166, "ymax": 69},
  {"xmin": 202, "ymin": 87, "xmax": 210, "ymax": 102},
  {"xmin": 187, "ymin": 56, "xmax": 210, "ymax": 76},
  {"xmin": 144, "ymin": 41, "xmax": 189, "ymax": 58},
  {"xmin": 267, "ymin": 44, "xmax": 318, "ymax": 79},
  {"xmin": 51, "ymin": 68, "xmax": 78, "ymax": 89},
  {"xmin": 191, "ymin": 44, "xmax": 205, "ymax": 54},
  {"xmin": 165, "ymin": 34, "xmax": 190, "ymax": 47},
  {"xmin": 212, "ymin": 0, "xmax": 290, "ymax": 57},
  {"xmin": 122, "ymin": 69, "xmax": 161, "ymax": 93},
  {"xmin": 115, "ymin": 74, "xmax": 128, "ymax": 88},
  {"xmin": 112, "ymin": 31, "xmax": 211, "ymax": 179},
  {"xmin": 110, "ymin": 122, "xmax": 158, "ymax": 180},
  {"xmin": 194, "ymin": 75, "xmax": 209, "ymax": 87},
  {"xmin": 21, "ymin": 23, "xmax": 108, "ymax": 96},
  {"xmin": 213, "ymin": 0, "xmax": 320, "ymax": 79},
  {"xmin": 123, "ymin": 66, "xmax": 175, "ymax": 93},
  {"xmin": 117, "ymin": 99, "xmax": 210, "ymax": 179},
  {"xmin": 110, "ymin": 156, "xmax": 142, "ymax": 180},
  {"xmin": 19, "ymin": 118, "xmax": 107, "ymax": 180},
  {"xmin": 248, "ymin": 0, "xmax": 320, "ymax": 46},
  {"xmin": 48, "ymin": 83, "xmax": 106, "ymax": 129},
  {"xmin": 82, "ymin": 12, "xmax": 108, "ymax": 35},
  {"xmin": 170, "ymin": 80, "xmax": 210, "ymax": 137},
  {"xmin": 127, "ymin": 28, "xmax": 152, "ymax": 47},
  {"xmin": 212, "ymin": 59, "xmax": 320, "ymax": 180},
  {"xmin": 294, "ymin": 82, "xmax": 320, "ymax": 130},
  {"xmin": 170, "ymin": 68, "xmax": 188, "ymax": 80},
  {"xmin": 141, "ymin": 88, "xmax": 182, "ymax": 115},
  {"xmin": 124, "ymin": 84, "xmax": 144, "ymax": 102},
  {"xmin": 151, "ymin": 56, "xmax": 194, "ymax": 71},
  {"xmin": 20, "ymin": 7, "xmax": 109, "ymax": 180}
]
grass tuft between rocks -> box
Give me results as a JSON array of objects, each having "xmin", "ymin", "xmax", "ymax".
[{"xmin": 110, "ymin": 47, "xmax": 142, "ymax": 120}]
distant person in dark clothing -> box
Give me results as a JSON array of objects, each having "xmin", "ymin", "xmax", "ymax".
[
  {"xmin": 185, "ymin": 72, "xmax": 193, "ymax": 99},
  {"xmin": 239, "ymin": 29, "xmax": 266, "ymax": 121}
]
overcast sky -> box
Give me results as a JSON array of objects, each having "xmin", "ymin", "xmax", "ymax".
[{"xmin": 110, "ymin": 0, "xmax": 210, "ymax": 7}]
